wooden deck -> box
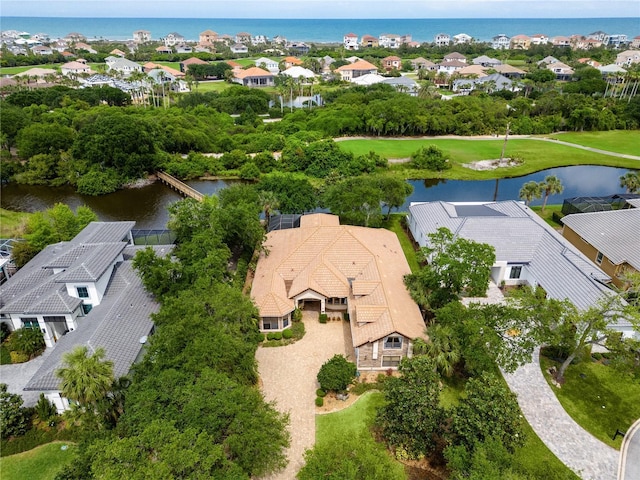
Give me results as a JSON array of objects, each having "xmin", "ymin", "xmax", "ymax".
[{"xmin": 156, "ymin": 171, "xmax": 204, "ymax": 201}]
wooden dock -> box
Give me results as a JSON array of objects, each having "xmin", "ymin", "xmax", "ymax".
[{"xmin": 156, "ymin": 171, "xmax": 204, "ymax": 201}]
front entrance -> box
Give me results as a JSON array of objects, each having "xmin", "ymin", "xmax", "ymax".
[{"xmin": 298, "ymin": 299, "xmax": 321, "ymax": 312}]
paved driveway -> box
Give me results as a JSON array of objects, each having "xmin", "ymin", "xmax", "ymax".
[
  {"xmin": 256, "ymin": 311, "xmax": 353, "ymax": 480},
  {"xmin": 0, "ymin": 347, "xmax": 53, "ymax": 407}
]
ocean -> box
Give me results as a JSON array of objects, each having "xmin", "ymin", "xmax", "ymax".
[{"xmin": 1, "ymin": 17, "xmax": 638, "ymax": 44}]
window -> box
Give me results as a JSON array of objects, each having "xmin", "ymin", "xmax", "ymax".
[
  {"xmin": 262, "ymin": 318, "xmax": 279, "ymax": 330},
  {"xmin": 595, "ymin": 252, "xmax": 604, "ymax": 265},
  {"xmin": 43, "ymin": 316, "xmax": 66, "ymax": 323},
  {"xmin": 509, "ymin": 266, "xmax": 523, "ymax": 279},
  {"xmin": 82, "ymin": 304, "xmax": 93, "ymax": 315},
  {"xmin": 21, "ymin": 317, "xmax": 39, "ymax": 329},
  {"xmin": 76, "ymin": 287, "xmax": 89, "ymax": 298},
  {"xmin": 382, "ymin": 355, "xmax": 402, "ymax": 367},
  {"xmin": 384, "ymin": 336, "xmax": 402, "ymax": 349},
  {"xmin": 283, "ymin": 317, "xmax": 289, "ymax": 328}
]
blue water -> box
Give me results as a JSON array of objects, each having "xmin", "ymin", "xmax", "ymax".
[{"xmin": 1, "ymin": 17, "xmax": 638, "ymax": 43}]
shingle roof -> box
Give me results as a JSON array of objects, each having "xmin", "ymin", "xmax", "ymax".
[
  {"xmin": 25, "ymin": 261, "xmax": 158, "ymax": 391},
  {"xmin": 252, "ymin": 214, "xmax": 425, "ymax": 346},
  {"xmin": 561, "ymin": 209, "xmax": 640, "ymax": 270},
  {"xmin": 409, "ymin": 201, "xmax": 614, "ymax": 311}
]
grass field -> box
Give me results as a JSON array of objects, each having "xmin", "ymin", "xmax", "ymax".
[
  {"xmin": 0, "ymin": 65, "xmax": 61, "ymax": 75},
  {"xmin": 0, "ymin": 442, "xmax": 77, "ymax": 480},
  {"xmin": 382, "ymin": 214, "xmax": 419, "ymax": 273},
  {"xmin": 338, "ymin": 138, "xmax": 639, "ymax": 180},
  {"xmin": 530, "ymin": 204, "xmax": 564, "ymax": 229},
  {"xmin": 153, "ymin": 61, "xmax": 181, "ymax": 70},
  {"xmin": 547, "ymin": 130, "xmax": 640, "ymax": 157},
  {"xmin": 540, "ymin": 355, "xmax": 640, "ymax": 449},
  {"xmin": 190, "ymin": 80, "xmax": 233, "ymax": 93},
  {"xmin": 0, "ymin": 208, "xmax": 31, "ymax": 237}
]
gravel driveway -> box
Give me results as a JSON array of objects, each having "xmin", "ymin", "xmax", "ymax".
[{"xmin": 256, "ymin": 311, "xmax": 353, "ymax": 480}]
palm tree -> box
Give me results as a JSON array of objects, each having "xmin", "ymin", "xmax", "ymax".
[
  {"xmin": 539, "ymin": 175, "xmax": 564, "ymax": 213},
  {"xmin": 413, "ymin": 324, "xmax": 461, "ymax": 377},
  {"xmin": 620, "ymin": 171, "xmax": 640, "ymax": 194},
  {"xmin": 56, "ymin": 346, "xmax": 114, "ymax": 407},
  {"xmin": 259, "ymin": 190, "xmax": 280, "ymax": 227},
  {"xmin": 519, "ymin": 181, "xmax": 542, "ymax": 206}
]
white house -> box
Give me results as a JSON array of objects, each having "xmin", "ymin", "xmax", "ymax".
[
  {"xmin": 453, "ymin": 33, "xmax": 473, "ymax": 44},
  {"xmin": 133, "ymin": 30, "xmax": 151, "ymax": 43},
  {"xmin": 616, "ymin": 50, "xmax": 640, "ymax": 66},
  {"xmin": 343, "ymin": 33, "xmax": 359, "ymax": 50},
  {"xmin": 106, "ymin": 57, "xmax": 143, "ymax": 76},
  {"xmin": 163, "ymin": 32, "xmax": 185, "ymax": 47},
  {"xmin": 254, "ymin": 57, "xmax": 280, "ymax": 75},
  {"xmin": 230, "ymin": 43, "xmax": 248, "ymax": 55},
  {"xmin": 434, "ymin": 33, "xmax": 450, "ymax": 47},
  {"xmin": 492, "ymin": 34, "xmax": 510, "ymax": 50},
  {"xmin": 61, "ymin": 61, "xmax": 94, "ymax": 76},
  {"xmin": 379, "ymin": 33, "xmax": 401, "ymax": 49},
  {"xmin": 530, "ymin": 34, "xmax": 549, "ymax": 45}
]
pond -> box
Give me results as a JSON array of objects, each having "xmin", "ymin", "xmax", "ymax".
[{"xmin": 0, "ymin": 166, "xmax": 634, "ymax": 229}]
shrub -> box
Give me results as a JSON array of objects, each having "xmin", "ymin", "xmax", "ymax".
[
  {"xmin": 316, "ymin": 389, "xmax": 326, "ymax": 398},
  {"xmin": 291, "ymin": 321, "xmax": 305, "ymax": 340},
  {"xmin": 6, "ymin": 328, "xmax": 45, "ymax": 359},
  {"xmin": 258, "ymin": 333, "xmax": 266, "ymax": 342},
  {"xmin": 319, "ymin": 313, "xmax": 328, "ymax": 324},
  {"xmin": 271, "ymin": 332, "xmax": 282, "ymax": 341},
  {"xmin": 35, "ymin": 393, "xmax": 57, "ymax": 423},
  {"xmin": 317, "ymin": 354, "xmax": 357, "ymax": 392},
  {"xmin": 410, "ymin": 145, "xmax": 451, "ymax": 171},
  {"xmin": 9, "ymin": 351, "xmax": 29, "ymax": 364},
  {"xmin": 293, "ymin": 308, "xmax": 303, "ymax": 321},
  {"xmin": 0, "ymin": 323, "xmax": 10, "ymax": 343},
  {"xmin": 0, "ymin": 384, "xmax": 32, "ymax": 439},
  {"xmin": 315, "ymin": 397, "xmax": 324, "ymax": 407},
  {"xmin": 282, "ymin": 328, "xmax": 293, "ymax": 339},
  {"xmin": 266, "ymin": 333, "xmax": 276, "ymax": 341}
]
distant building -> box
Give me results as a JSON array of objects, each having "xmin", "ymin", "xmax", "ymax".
[
  {"xmin": 510, "ymin": 34, "xmax": 531, "ymax": 50},
  {"xmin": 379, "ymin": 33, "xmax": 401, "ymax": 49},
  {"xmin": 335, "ymin": 59, "xmax": 378, "ymax": 82},
  {"xmin": 434, "ymin": 33, "xmax": 450, "ymax": 47},
  {"xmin": 453, "ymin": 33, "xmax": 473, "ymax": 44},
  {"xmin": 343, "ymin": 33, "xmax": 359, "ymax": 50},
  {"xmin": 616, "ymin": 50, "xmax": 640, "ymax": 66},
  {"xmin": 254, "ymin": 57, "xmax": 279, "ymax": 74},
  {"xmin": 235, "ymin": 32, "xmax": 252, "ymax": 44},
  {"xmin": 287, "ymin": 42, "xmax": 310, "ymax": 55},
  {"xmin": 360, "ymin": 34, "xmax": 378, "ymax": 48},
  {"xmin": 473, "ymin": 55, "xmax": 502, "ymax": 67},
  {"xmin": 530, "ymin": 34, "xmax": 549, "ymax": 45},
  {"xmin": 551, "ymin": 36, "xmax": 571, "ymax": 47},
  {"xmin": 410, "ymin": 57, "xmax": 436, "ymax": 71},
  {"xmin": 133, "ymin": 30, "xmax": 151, "ymax": 43},
  {"xmin": 604, "ymin": 34, "xmax": 628, "ymax": 48},
  {"xmin": 180, "ymin": 57, "xmax": 208, "ymax": 73},
  {"xmin": 199, "ymin": 30, "xmax": 218, "ymax": 45},
  {"xmin": 230, "ymin": 43, "xmax": 249, "ymax": 55},
  {"xmin": 252, "ymin": 35, "xmax": 268, "ymax": 45},
  {"xmin": 163, "ymin": 32, "xmax": 185, "ymax": 47},
  {"xmin": 545, "ymin": 61, "xmax": 574, "ymax": 80},
  {"xmin": 381, "ymin": 55, "xmax": 402, "ymax": 71},
  {"xmin": 630, "ymin": 35, "xmax": 640, "ymax": 49},
  {"xmin": 491, "ymin": 34, "xmax": 510, "ymax": 50},
  {"xmin": 443, "ymin": 52, "xmax": 467, "ymax": 63}
]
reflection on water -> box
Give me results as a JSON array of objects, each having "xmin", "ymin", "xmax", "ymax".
[{"xmin": 1, "ymin": 166, "xmax": 634, "ymax": 229}]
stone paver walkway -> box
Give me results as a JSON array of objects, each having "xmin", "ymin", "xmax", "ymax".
[
  {"xmin": 256, "ymin": 312, "xmax": 353, "ymax": 480},
  {"xmin": 0, "ymin": 347, "xmax": 54, "ymax": 407},
  {"xmin": 503, "ymin": 349, "xmax": 618, "ymax": 480}
]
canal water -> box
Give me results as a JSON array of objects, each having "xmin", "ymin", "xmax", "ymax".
[{"xmin": 0, "ymin": 166, "xmax": 634, "ymax": 229}]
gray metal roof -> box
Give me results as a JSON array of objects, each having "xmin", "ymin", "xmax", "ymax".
[
  {"xmin": 55, "ymin": 242, "xmax": 127, "ymax": 283},
  {"xmin": 25, "ymin": 261, "xmax": 158, "ymax": 391},
  {"xmin": 561, "ymin": 209, "xmax": 640, "ymax": 270},
  {"xmin": 73, "ymin": 222, "xmax": 134, "ymax": 244},
  {"xmin": 409, "ymin": 201, "xmax": 614, "ymax": 310}
]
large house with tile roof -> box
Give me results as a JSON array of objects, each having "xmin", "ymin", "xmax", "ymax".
[
  {"xmin": 233, "ymin": 67, "xmax": 275, "ymax": 87},
  {"xmin": 407, "ymin": 201, "xmax": 633, "ymax": 337},
  {"xmin": 0, "ymin": 222, "xmax": 171, "ymax": 412},
  {"xmin": 335, "ymin": 59, "xmax": 378, "ymax": 82},
  {"xmin": 251, "ymin": 214, "xmax": 426, "ymax": 370}
]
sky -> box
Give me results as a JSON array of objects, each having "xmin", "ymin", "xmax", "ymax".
[{"xmin": 2, "ymin": 0, "xmax": 639, "ymax": 19}]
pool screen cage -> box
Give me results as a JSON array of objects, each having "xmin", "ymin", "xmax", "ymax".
[{"xmin": 561, "ymin": 194, "xmax": 640, "ymax": 215}]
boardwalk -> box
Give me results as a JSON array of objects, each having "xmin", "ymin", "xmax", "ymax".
[{"xmin": 156, "ymin": 171, "xmax": 204, "ymax": 201}]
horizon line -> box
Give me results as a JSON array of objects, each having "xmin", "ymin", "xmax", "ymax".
[{"xmin": 3, "ymin": 15, "xmax": 639, "ymax": 20}]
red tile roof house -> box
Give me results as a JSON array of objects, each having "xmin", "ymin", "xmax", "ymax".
[
  {"xmin": 335, "ymin": 59, "xmax": 378, "ymax": 82},
  {"xmin": 233, "ymin": 67, "xmax": 275, "ymax": 87},
  {"xmin": 382, "ymin": 55, "xmax": 402, "ymax": 71},
  {"xmin": 180, "ymin": 56, "xmax": 208, "ymax": 73}
]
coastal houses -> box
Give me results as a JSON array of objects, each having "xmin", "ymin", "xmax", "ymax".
[
  {"xmin": 360, "ymin": 35, "xmax": 378, "ymax": 48},
  {"xmin": 180, "ymin": 56, "xmax": 208, "ymax": 73},
  {"xmin": 105, "ymin": 56, "xmax": 143, "ymax": 76},
  {"xmin": 379, "ymin": 33, "xmax": 401, "ymax": 49},
  {"xmin": 453, "ymin": 33, "xmax": 473, "ymax": 44},
  {"xmin": 230, "ymin": 43, "xmax": 249, "ymax": 55},
  {"xmin": 510, "ymin": 35, "xmax": 531, "ymax": 50},
  {"xmin": 381, "ymin": 55, "xmax": 402, "ymax": 71},
  {"xmin": 254, "ymin": 57, "xmax": 279, "ymax": 75},
  {"xmin": 343, "ymin": 33, "xmax": 359, "ymax": 50},
  {"xmin": 233, "ymin": 67, "xmax": 275, "ymax": 87},
  {"xmin": 251, "ymin": 214, "xmax": 426, "ymax": 371},
  {"xmin": 616, "ymin": 50, "xmax": 640, "ymax": 66},
  {"xmin": 530, "ymin": 34, "xmax": 549, "ymax": 45},
  {"xmin": 235, "ymin": 32, "xmax": 252, "ymax": 44},
  {"xmin": 335, "ymin": 59, "xmax": 378, "ymax": 82},
  {"xmin": 133, "ymin": 30, "xmax": 151, "ymax": 43},
  {"xmin": 491, "ymin": 34, "xmax": 510, "ymax": 49},
  {"xmin": 199, "ymin": 30, "xmax": 218, "ymax": 46},
  {"xmin": 61, "ymin": 61, "xmax": 94, "ymax": 76},
  {"xmin": 473, "ymin": 55, "xmax": 502, "ymax": 67},
  {"xmin": 163, "ymin": 32, "xmax": 185, "ymax": 47},
  {"xmin": 434, "ymin": 33, "xmax": 451, "ymax": 47}
]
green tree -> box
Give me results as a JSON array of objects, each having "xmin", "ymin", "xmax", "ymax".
[
  {"xmin": 6, "ymin": 328, "xmax": 45, "ymax": 359},
  {"xmin": 413, "ymin": 323, "xmax": 461, "ymax": 377},
  {"xmin": 56, "ymin": 346, "xmax": 114, "ymax": 408},
  {"xmin": 317, "ymin": 354, "xmax": 357, "ymax": 392},
  {"xmin": 257, "ymin": 172, "xmax": 318, "ymax": 214},
  {"xmin": 0, "ymin": 384, "xmax": 31, "ymax": 438},
  {"xmin": 16, "ymin": 123, "xmax": 75, "ymax": 159},
  {"xmin": 410, "ymin": 145, "xmax": 451, "ymax": 171},
  {"xmin": 620, "ymin": 171, "xmax": 640, "ymax": 194},
  {"xmin": 377, "ymin": 356, "xmax": 445, "ymax": 458},
  {"xmin": 376, "ymin": 176, "xmax": 413, "ymax": 219},
  {"xmin": 323, "ymin": 176, "xmax": 384, "ymax": 227},
  {"xmin": 518, "ymin": 180, "xmax": 542, "ymax": 206},
  {"xmin": 539, "ymin": 175, "xmax": 564, "ymax": 213}
]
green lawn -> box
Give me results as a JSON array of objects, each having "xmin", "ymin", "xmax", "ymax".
[
  {"xmin": 547, "ymin": 130, "xmax": 640, "ymax": 157},
  {"xmin": 338, "ymin": 138, "xmax": 639, "ymax": 180},
  {"xmin": 189, "ymin": 80, "xmax": 233, "ymax": 93},
  {"xmin": 0, "ymin": 64, "xmax": 62, "ymax": 75},
  {"xmin": 153, "ymin": 61, "xmax": 181, "ymax": 70},
  {"xmin": 382, "ymin": 214, "xmax": 419, "ymax": 273},
  {"xmin": 0, "ymin": 208, "xmax": 31, "ymax": 237},
  {"xmin": 540, "ymin": 355, "xmax": 640, "ymax": 449},
  {"xmin": 0, "ymin": 442, "xmax": 77, "ymax": 480},
  {"xmin": 530, "ymin": 204, "xmax": 564, "ymax": 229}
]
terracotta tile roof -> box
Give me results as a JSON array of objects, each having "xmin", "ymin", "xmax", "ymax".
[
  {"xmin": 336, "ymin": 59, "xmax": 378, "ymax": 72},
  {"xmin": 252, "ymin": 214, "xmax": 425, "ymax": 346},
  {"xmin": 234, "ymin": 66, "xmax": 273, "ymax": 78}
]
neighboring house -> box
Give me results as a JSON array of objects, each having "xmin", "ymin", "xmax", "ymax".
[
  {"xmin": 443, "ymin": 52, "xmax": 467, "ymax": 63},
  {"xmin": 561, "ymin": 209, "xmax": 640, "ymax": 290},
  {"xmin": 61, "ymin": 61, "xmax": 94, "ymax": 76},
  {"xmin": 436, "ymin": 59, "xmax": 466, "ymax": 75},
  {"xmin": 400, "ymin": 34, "xmax": 413, "ymax": 45},
  {"xmin": 133, "ymin": 30, "xmax": 151, "ymax": 43},
  {"xmin": 382, "ymin": 55, "xmax": 402, "ymax": 71},
  {"xmin": 0, "ymin": 222, "xmax": 171, "ymax": 413},
  {"xmin": 510, "ymin": 34, "xmax": 531, "ymax": 50},
  {"xmin": 199, "ymin": 30, "xmax": 218, "ymax": 45},
  {"xmin": 346, "ymin": 56, "xmax": 361, "ymax": 63},
  {"xmin": 273, "ymin": 35, "xmax": 287, "ymax": 45},
  {"xmin": 281, "ymin": 66, "xmax": 316, "ymax": 79},
  {"xmin": 233, "ymin": 67, "xmax": 275, "ymax": 87},
  {"xmin": 434, "ymin": 33, "xmax": 450, "ymax": 47},
  {"xmin": 110, "ymin": 48, "xmax": 126, "ymax": 57},
  {"xmin": 551, "ymin": 36, "xmax": 571, "ymax": 47},
  {"xmin": 252, "ymin": 35, "xmax": 268, "ymax": 45},
  {"xmin": 144, "ymin": 62, "xmax": 185, "ymax": 78},
  {"xmin": 65, "ymin": 32, "xmax": 86, "ymax": 42},
  {"xmin": 351, "ymin": 73, "xmax": 385, "ymax": 86},
  {"xmin": 493, "ymin": 64, "xmax": 526, "ymax": 78},
  {"xmin": 180, "ymin": 56, "xmax": 208, "ymax": 73},
  {"xmin": 251, "ymin": 214, "xmax": 426, "ymax": 371},
  {"xmin": 492, "ymin": 34, "xmax": 510, "ymax": 49},
  {"xmin": 587, "ymin": 31, "xmax": 608, "ymax": 42},
  {"xmin": 235, "ymin": 32, "xmax": 252, "ymax": 44},
  {"xmin": 578, "ymin": 58, "xmax": 601, "ymax": 67},
  {"xmin": 335, "ymin": 59, "xmax": 378, "ymax": 82},
  {"xmin": 453, "ymin": 33, "xmax": 473, "ymax": 44},
  {"xmin": 288, "ymin": 42, "xmax": 310, "ymax": 55},
  {"xmin": 13, "ymin": 67, "xmax": 57, "ymax": 80},
  {"xmin": 360, "ymin": 34, "xmax": 378, "ymax": 48},
  {"xmin": 545, "ymin": 61, "xmax": 574, "ymax": 80},
  {"xmin": 254, "ymin": 57, "xmax": 280, "ymax": 74},
  {"xmin": 379, "ymin": 33, "xmax": 401, "ymax": 49},
  {"xmin": 473, "ymin": 55, "xmax": 502, "ymax": 67},
  {"xmin": 604, "ymin": 34, "xmax": 628, "ymax": 48},
  {"xmin": 164, "ymin": 32, "xmax": 185, "ymax": 47},
  {"xmin": 106, "ymin": 57, "xmax": 143, "ymax": 76},
  {"xmin": 31, "ymin": 45, "xmax": 53, "ymax": 55},
  {"xmin": 457, "ymin": 64, "xmax": 489, "ymax": 77},
  {"xmin": 175, "ymin": 44, "xmax": 192, "ymax": 54},
  {"xmin": 407, "ymin": 201, "xmax": 632, "ymax": 336},
  {"xmin": 155, "ymin": 45, "xmax": 173, "ymax": 54},
  {"xmin": 74, "ymin": 42, "xmax": 97, "ymax": 54},
  {"xmin": 411, "ymin": 57, "xmax": 436, "ymax": 71},
  {"xmin": 616, "ymin": 50, "xmax": 640, "ymax": 66},
  {"xmin": 630, "ymin": 36, "xmax": 640, "ymax": 49},
  {"xmin": 537, "ymin": 55, "xmax": 560, "ymax": 66},
  {"xmin": 381, "ymin": 76, "xmax": 419, "ymax": 95},
  {"xmin": 283, "ymin": 56, "xmax": 303, "ymax": 68},
  {"xmin": 452, "ymin": 73, "xmax": 517, "ymax": 93},
  {"xmin": 343, "ymin": 33, "xmax": 359, "ymax": 50},
  {"xmin": 530, "ymin": 34, "xmax": 549, "ymax": 45},
  {"xmin": 230, "ymin": 43, "xmax": 248, "ymax": 55},
  {"xmin": 598, "ymin": 64, "xmax": 627, "ymax": 77}
]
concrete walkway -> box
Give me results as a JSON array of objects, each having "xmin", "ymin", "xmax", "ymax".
[
  {"xmin": 256, "ymin": 312, "xmax": 353, "ymax": 480},
  {"xmin": 0, "ymin": 347, "xmax": 54, "ymax": 407},
  {"xmin": 503, "ymin": 349, "xmax": 619, "ymax": 480}
]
